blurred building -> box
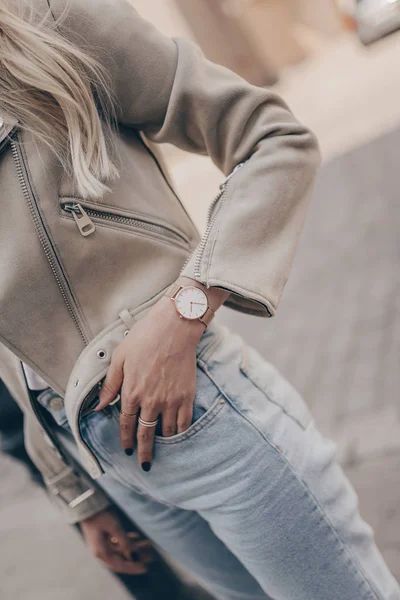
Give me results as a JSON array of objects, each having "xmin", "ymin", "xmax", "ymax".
[{"xmin": 132, "ymin": 0, "xmax": 350, "ymax": 84}]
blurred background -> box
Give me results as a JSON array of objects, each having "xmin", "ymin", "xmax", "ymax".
[{"xmin": 1, "ymin": 0, "xmax": 399, "ymax": 598}]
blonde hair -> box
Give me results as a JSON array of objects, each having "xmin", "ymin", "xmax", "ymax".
[{"xmin": 0, "ymin": 0, "xmax": 121, "ymax": 200}]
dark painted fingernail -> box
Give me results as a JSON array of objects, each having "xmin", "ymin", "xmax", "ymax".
[
  {"xmin": 141, "ymin": 462, "xmax": 151, "ymax": 472},
  {"xmin": 125, "ymin": 448, "xmax": 134, "ymax": 456},
  {"xmin": 131, "ymin": 551, "xmax": 140, "ymax": 562}
]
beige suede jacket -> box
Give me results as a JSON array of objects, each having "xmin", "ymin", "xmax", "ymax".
[{"xmin": 0, "ymin": 0, "xmax": 321, "ymax": 522}]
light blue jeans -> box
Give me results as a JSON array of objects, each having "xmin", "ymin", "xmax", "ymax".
[{"xmin": 39, "ymin": 319, "xmax": 400, "ymax": 600}]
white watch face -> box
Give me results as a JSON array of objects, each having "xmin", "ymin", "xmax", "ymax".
[{"xmin": 175, "ymin": 286, "xmax": 208, "ymax": 320}]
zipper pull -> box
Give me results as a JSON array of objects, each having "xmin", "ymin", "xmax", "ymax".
[
  {"xmin": 64, "ymin": 203, "xmax": 96, "ymax": 237},
  {"xmin": 220, "ymin": 161, "xmax": 245, "ymax": 191}
]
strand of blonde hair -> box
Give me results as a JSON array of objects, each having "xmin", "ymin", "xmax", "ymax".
[{"xmin": 0, "ymin": 0, "xmax": 121, "ymax": 200}]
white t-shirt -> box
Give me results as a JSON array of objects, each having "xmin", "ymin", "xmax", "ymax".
[{"xmin": 22, "ymin": 362, "xmax": 48, "ymax": 391}]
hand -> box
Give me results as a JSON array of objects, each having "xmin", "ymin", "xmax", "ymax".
[
  {"xmin": 80, "ymin": 509, "xmax": 155, "ymax": 575},
  {"xmin": 96, "ymin": 276, "xmax": 230, "ymax": 471}
]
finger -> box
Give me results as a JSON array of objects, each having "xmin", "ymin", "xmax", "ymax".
[
  {"xmin": 119, "ymin": 382, "xmax": 140, "ymax": 456},
  {"xmin": 177, "ymin": 404, "xmax": 193, "ymax": 434},
  {"xmin": 85, "ymin": 527, "xmax": 149, "ymax": 575},
  {"xmin": 107, "ymin": 529, "xmax": 132, "ymax": 562},
  {"xmin": 133, "ymin": 540, "xmax": 156, "ymax": 564},
  {"xmin": 131, "ymin": 539, "xmax": 153, "ymax": 551},
  {"xmin": 137, "ymin": 407, "xmax": 159, "ymax": 471},
  {"xmin": 100, "ymin": 550, "xmax": 148, "ymax": 575},
  {"xmin": 97, "ymin": 354, "xmax": 124, "ymax": 411},
  {"xmin": 119, "ymin": 410, "xmax": 138, "ymax": 456},
  {"xmin": 141, "ymin": 550, "xmax": 157, "ymax": 565},
  {"xmin": 87, "ymin": 529, "xmax": 144, "ymax": 574},
  {"xmin": 161, "ymin": 405, "xmax": 178, "ymax": 437}
]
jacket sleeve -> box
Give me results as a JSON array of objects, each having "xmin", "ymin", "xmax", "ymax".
[
  {"xmin": 0, "ymin": 345, "xmax": 110, "ymax": 524},
  {"xmin": 48, "ymin": 0, "xmax": 321, "ymax": 316}
]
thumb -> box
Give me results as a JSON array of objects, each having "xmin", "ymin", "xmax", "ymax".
[{"xmin": 96, "ymin": 356, "xmax": 124, "ymax": 411}]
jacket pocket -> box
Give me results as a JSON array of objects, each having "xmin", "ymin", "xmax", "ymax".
[
  {"xmin": 60, "ymin": 200, "xmax": 191, "ymax": 251},
  {"xmin": 239, "ymin": 342, "xmax": 313, "ymax": 431}
]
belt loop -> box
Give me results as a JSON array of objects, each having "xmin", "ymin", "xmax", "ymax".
[{"xmin": 119, "ymin": 309, "xmax": 136, "ymax": 332}]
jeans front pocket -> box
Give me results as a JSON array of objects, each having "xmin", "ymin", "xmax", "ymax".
[
  {"xmin": 239, "ymin": 341, "xmax": 313, "ymax": 431},
  {"xmin": 154, "ymin": 360, "xmax": 226, "ymax": 445}
]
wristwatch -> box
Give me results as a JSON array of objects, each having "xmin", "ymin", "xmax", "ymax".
[{"xmin": 163, "ymin": 283, "xmax": 215, "ymax": 328}]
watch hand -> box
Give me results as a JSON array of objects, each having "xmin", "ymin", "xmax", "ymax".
[{"xmin": 191, "ymin": 302, "xmax": 206, "ymax": 306}]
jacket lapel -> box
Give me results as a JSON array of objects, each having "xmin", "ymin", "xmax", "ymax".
[{"xmin": 0, "ymin": 111, "xmax": 19, "ymax": 154}]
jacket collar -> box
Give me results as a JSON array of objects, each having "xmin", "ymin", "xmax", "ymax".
[{"xmin": 0, "ymin": 110, "xmax": 19, "ymax": 153}]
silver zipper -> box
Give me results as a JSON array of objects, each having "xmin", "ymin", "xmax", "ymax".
[
  {"xmin": 184, "ymin": 161, "xmax": 246, "ymax": 281},
  {"xmin": 0, "ymin": 122, "xmax": 18, "ymax": 154},
  {"xmin": 62, "ymin": 203, "xmax": 96, "ymax": 237},
  {"xmin": 11, "ymin": 134, "xmax": 90, "ymax": 345},
  {"xmin": 61, "ymin": 202, "xmax": 190, "ymax": 247}
]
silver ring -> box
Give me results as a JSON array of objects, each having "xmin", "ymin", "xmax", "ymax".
[{"xmin": 138, "ymin": 416, "xmax": 158, "ymax": 428}]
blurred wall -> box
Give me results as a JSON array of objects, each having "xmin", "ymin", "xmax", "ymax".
[
  {"xmin": 175, "ymin": 0, "xmax": 277, "ymax": 85},
  {"xmin": 132, "ymin": 0, "xmax": 346, "ymax": 79},
  {"xmin": 131, "ymin": 0, "xmax": 192, "ymax": 37},
  {"xmin": 295, "ymin": 0, "xmax": 343, "ymax": 36},
  {"xmin": 232, "ymin": 0, "xmax": 308, "ymax": 69}
]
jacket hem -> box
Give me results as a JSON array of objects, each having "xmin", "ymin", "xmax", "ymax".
[
  {"xmin": 179, "ymin": 273, "xmax": 275, "ymax": 317},
  {"xmin": 44, "ymin": 465, "xmax": 111, "ymax": 523},
  {"xmin": 48, "ymin": 485, "xmax": 111, "ymax": 524}
]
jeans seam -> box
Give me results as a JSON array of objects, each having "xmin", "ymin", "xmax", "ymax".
[
  {"xmin": 240, "ymin": 365, "xmax": 310, "ymax": 431},
  {"xmin": 197, "ymin": 359, "xmax": 383, "ymax": 600},
  {"xmin": 239, "ymin": 341, "xmax": 311, "ymax": 431}
]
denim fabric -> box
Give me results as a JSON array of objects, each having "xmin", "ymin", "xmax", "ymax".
[{"xmin": 41, "ymin": 320, "xmax": 400, "ymax": 600}]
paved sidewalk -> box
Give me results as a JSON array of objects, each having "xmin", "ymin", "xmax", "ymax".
[
  {"xmin": 217, "ymin": 125, "xmax": 400, "ymax": 580},
  {"xmin": 0, "ymin": 452, "xmax": 131, "ymax": 600}
]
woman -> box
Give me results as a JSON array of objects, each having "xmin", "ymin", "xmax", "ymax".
[{"xmin": 0, "ymin": 0, "xmax": 398, "ymax": 598}]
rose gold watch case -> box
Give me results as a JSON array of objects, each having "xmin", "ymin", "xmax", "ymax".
[{"xmin": 164, "ymin": 283, "xmax": 215, "ymax": 327}]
